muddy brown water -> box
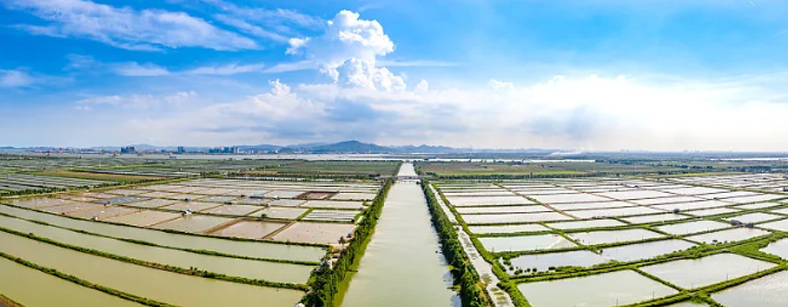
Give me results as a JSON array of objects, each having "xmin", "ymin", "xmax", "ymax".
[{"xmin": 337, "ymin": 163, "xmax": 459, "ymax": 307}]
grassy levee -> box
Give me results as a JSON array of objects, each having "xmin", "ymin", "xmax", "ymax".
[
  {"xmin": 300, "ymin": 178, "xmax": 393, "ymax": 307},
  {"xmin": 0, "ymin": 251, "xmax": 177, "ymax": 307},
  {"xmin": 0, "ymin": 225, "xmax": 309, "ymax": 291},
  {"xmin": 0, "ymin": 294, "xmax": 25, "ymax": 307},
  {"xmin": 422, "ymin": 179, "xmax": 491, "ymax": 307}
]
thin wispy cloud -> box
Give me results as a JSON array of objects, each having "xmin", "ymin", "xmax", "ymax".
[
  {"xmin": 198, "ymin": 0, "xmax": 323, "ymax": 39},
  {"xmin": 113, "ymin": 62, "xmax": 171, "ymax": 77},
  {"xmin": 0, "ymin": 69, "xmax": 34, "ymax": 88},
  {"xmin": 214, "ymin": 14, "xmax": 289, "ymax": 43},
  {"xmin": 75, "ymin": 91, "xmax": 196, "ymax": 110},
  {"xmin": 186, "ymin": 63, "xmax": 266, "ymax": 76},
  {"xmin": 377, "ymin": 60, "xmax": 459, "ymax": 67},
  {"xmin": 3, "ymin": 0, "xmax": 257, "ymax": 51}
]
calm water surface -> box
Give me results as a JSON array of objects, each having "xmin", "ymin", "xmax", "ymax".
[{"xmin": 337, "ymin": 163, "xmax": 458, "ymax": 307}]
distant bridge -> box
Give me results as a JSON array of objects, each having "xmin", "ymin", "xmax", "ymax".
[{"xmin": 379, "ymin": 175, "xmax": 429, "ymax": 180}]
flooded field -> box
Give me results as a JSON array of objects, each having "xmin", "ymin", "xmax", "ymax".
[
  {"xmin": 272, "ymin": 222, "xmax": 356, "ymax": 245},
  {"xmin": 0, "ymin": 214, "xmax": 312, "ymax": 284},
  {"xmin": 546, "ymin": 219, "xmax": 625, "ymax": 230},
  {"xmin": 0, "ymin": 231, "xmax": 305, "ymax": 307},
  {"xmin": 479, "ymin": 234, "xmax": 577, "ymax": 252},
  {"xmin": 433, "ymin": 175, "xmax": 788, "ymax": 307},
  {"xmin": 724, "ymin": 212, "xmax": 782, "ymax": 224},
  {"xmin": 640, "ymin": 253, "xmax": 775, "ymax": 289},
  {"xmin": 468, "ymin": 224, "xmax": 547, "ymax": 234},
  {"xmin": 103, "ymin": 210, "xmax": 181, "ymax": 226},
  {"xmin": 656, "ymin": 220, "xmax": 730, "ymax": 235},
  {"xmin": 3, "ymin": 168, "xmax": 786, "ymax": 307},
  {"xmin": 600, "ymin": 239, "xmax": 696, "ymax": 262},
  {"xmin": 622, "ymin": 213, "xmax": 690, "ymax": 224},
  {"xmin": 567, "ymin": 229, "xmax": 664, "ymax": 245},
  {"xmin": 761, "ymin": 239, "xmax": 788, "ymax": 259},
  {"xmin": 712, "ymin": 271, "xmax": 788, "ymax": 307},
  {"xmin": 0, "ymin": 204, "xmax": 326, "ymax": 262},
  {"xmin": 462, "ymin": 211, "xmax": 571, "ymax": 224},
  {"xmin": 517, "ymin": 270, "xmax": 677, "ymax": 307},
  {"xmin": 504, "ymin": 250, "xmax": 608, "ymax": 274},
  {"xmin": 0, "ymin": 257, "xmax": 145, "ymax": 307},
  {"xmin": 152, "ymin": 214, "xmax": 235, "ymax": 233},
  {"xmin": 455, "ymin": 205, "xmax": 551, "ymax": 214},
  {"xmin": 685, "ymin": 228, "xmax": 770, "ymax": 244},
  {"xmin": 210, "ymin": 220, "xmax": 288, "ymax": 239},
  {"xmin": 446, "ymin": 196, "xmax": 535, "ymax": 207},
  {"xmin": 568, "ymin": 207, "xmax": 664, "ymax": 219}
]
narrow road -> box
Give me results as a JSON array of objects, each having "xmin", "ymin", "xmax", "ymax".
[{"xmin": 431, "ymin": 185, "xmax": 515, "ymax": 307}]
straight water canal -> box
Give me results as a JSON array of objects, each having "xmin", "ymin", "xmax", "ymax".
[{"xmin": 337, "ymin": 163, "xmax": 459, "ymax": 307}]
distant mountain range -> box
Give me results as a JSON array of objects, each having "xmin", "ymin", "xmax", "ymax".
[
  {"xmin": 240, "ymin": 140, "xmax": 462, "ymax": 154},
  {"xmin": 0, "ymin": 140, "xmax": 549, "ymax": 154}
]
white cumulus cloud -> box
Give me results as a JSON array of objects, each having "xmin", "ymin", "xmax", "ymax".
[{"xmin": 286, "ymin": 10, "xmax": 405, "ymax": 91}]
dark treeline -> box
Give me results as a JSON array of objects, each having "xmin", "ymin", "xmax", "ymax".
[
  {"xmin": 301, "ymin": 178, "xmax": 394, "ymax": 307},
  {"xmin": 421, "ymin": 180, "xmax": 490, "ymax": 307}
]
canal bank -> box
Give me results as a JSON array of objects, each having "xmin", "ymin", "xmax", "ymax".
[{"xmin": 336, "ymin": 163, "xmax": 459, "ymax": 307}]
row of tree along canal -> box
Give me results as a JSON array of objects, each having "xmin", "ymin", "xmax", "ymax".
[{"xmin": 336, "ymin": 163, "xmax": 459, "ymax": 307}]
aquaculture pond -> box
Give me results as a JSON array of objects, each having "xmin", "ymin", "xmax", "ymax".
[
  {"xmin": 479, "ymin": 234, "xmax": 577, "ymax": 252},
  {"xmin": 0, "ymin": 231, "xmax": 305, "ymax": 307},
  {"xmin": 0, "ymin": 204, "xmax": 326, "ymax": 262},
  {"xmin": 655, "ymin": 220, "xmax": 730, "ymax": 236},
  {"xmin": 0, "ymin": 257, "xmax": 145, "ymax": 307},
  {"xmin": 338, "ymin": 164, "xmax": 457, "ymax": 307},
  {"xmin": 0, "ymin": 214, "xmax": 312, "ymax": 284},
  {"xmin": 684, "ymin": 228, "xmax": 770, "ymax": 244},
  {"xmin": 712, "ymin": 270, "xmax": 788, "ymax": 307},
  {"xmin": 546, "ymin": 218, "xmax": 625, "ymax": 230},
  {"xmin": 517, "ymin": 270, "xmax": 677, "ymax": 307},
  {"xmin": 567, "ymin": 229, "xmax": 664, "ymax": 246},
  {"xmin": 467, "ymin": 224, "xmax": 547, "ymax": 234},
  {"xmin": 761, "ymin": 239, "xmax": 788, "ymax": 259},
  {"xmin": 640, "ymin": 253, "xmax": 776, "ymax": 289},
  {"xmin": 599, "ymin": 239, "xmax": 696, "ymax": 263},
  {"xmin": 462, "ymin": 211, "xmax": 571, "ymax": 224},
  {"xmin": 622, "ymin": 213, "xmax": 690, "ymax": 224},
  {"xmin": 503, "ymin": 250, "xmax": 608, "ymax": 274}
]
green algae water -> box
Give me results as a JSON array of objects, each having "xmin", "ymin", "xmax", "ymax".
[{"xmin": 337, "ymin": 163, "xmax": 459, "ymax": 307}]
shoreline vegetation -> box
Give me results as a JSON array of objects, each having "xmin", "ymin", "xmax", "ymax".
[
  {"xmin": 301, "ymin": 178, "xmax": 394, "ymax": 307},
  {"xmin": 422, "ymin": 179, "xmax": 492, "ymax": 307},
  {"xmin": 0, "ymin": 294, "xmax": 25, "ymax": 307}
]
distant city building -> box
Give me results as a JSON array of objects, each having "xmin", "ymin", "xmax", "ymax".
[
  {"xmin": 177, "ymin": 146, "xmax": 186, "ymax": 153},
  {"xmin": 120, "ymin": 146, "xmax": 136, "ymax": 154},
  {"xmin": 208, "ymin": 147, "xmax": 239, "ymax": 154}
]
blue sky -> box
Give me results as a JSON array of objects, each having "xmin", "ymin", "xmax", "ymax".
[{"xmin": 1, "ymin": 0, "xmax": 788, "ymax": 150}]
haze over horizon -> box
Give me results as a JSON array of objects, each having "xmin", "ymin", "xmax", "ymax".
[{"xmin": 2, "ymin": 0, "xmax": 788, "ymax": 151}]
